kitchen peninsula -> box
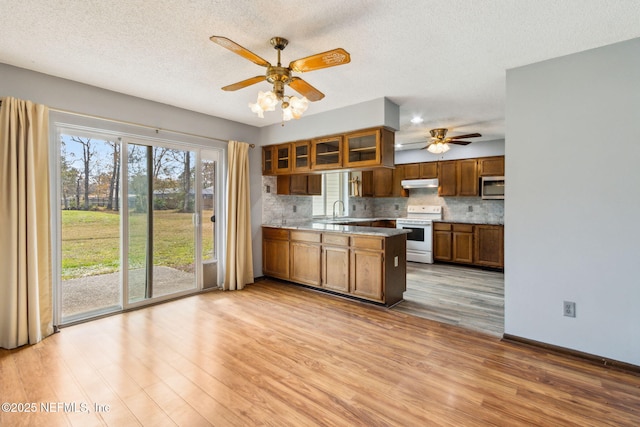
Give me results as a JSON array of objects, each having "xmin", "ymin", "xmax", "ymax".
[{"xmin": 262, "ymin": 222, "xmax": 409, "ymax": 306}]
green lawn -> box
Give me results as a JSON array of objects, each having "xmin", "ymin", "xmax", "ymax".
[{"xmin": 61, "ymin": 210, "xmax": 213, "ymax": 280}]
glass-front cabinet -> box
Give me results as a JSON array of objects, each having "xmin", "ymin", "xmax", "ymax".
[
  {"xmin": 311, "ymin": 136, "xmax": 343, "ymax": 170},
  {"xmin": 274, "ymin": 143, "xmax": 291, "ymax": 174},
  {"xmin": 292, "ymin": 140, "xmax": 311, "ymax": 172},
  {"xmin": 344, "ymin": 129, "xmax": 380, "ymax": 167},
  {"xmin": 262, "ymin": 146, "xmax": 275, "ymax": 175}
]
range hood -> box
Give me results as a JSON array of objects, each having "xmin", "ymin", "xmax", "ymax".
[{"xmin": 401, "ymin": 178, "xmax": 439, "ymax": 189}]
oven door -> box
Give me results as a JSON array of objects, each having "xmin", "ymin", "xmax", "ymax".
[{"xmin": 396, "ymin": 222, "xmax": 431, "ymax": 252}]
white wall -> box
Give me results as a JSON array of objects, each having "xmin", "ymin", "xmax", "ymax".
[{"xmin": 505, "ymin": 38, "xmax": 640, "ymax": 365}]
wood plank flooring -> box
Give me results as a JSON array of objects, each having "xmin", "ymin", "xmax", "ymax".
[
  {"xmin": 393, "ymin": 262, "xmax": 504, "ymax": 336},
  {"xmin": 2, "ymin": 280, "xmax": 640, "ymax": 426}
]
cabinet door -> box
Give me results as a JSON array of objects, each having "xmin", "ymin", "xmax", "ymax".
[
  {"xmin": 312, "ymin": 136, "xmax": 342, "ymax": 170},
  {"xmin": 263, "ymin": 238, "xmax": 290, "ymax": 279},
  {"xmin": 392, "ymin": 166, "xmax": 407, "ymax": 197},
  {"xmin": 457, "ymin": 159, "xmax": 478, "ymax": 196},
  {"xmin": 475, "ymin": 225, "xmax": 504, "ymax": 268},
  {"xmin": 262, "ymin": 146, "xmax": 275, "ymax": 175},
  {"xmin": 344, "ymin": 129, "xmax": 380, "ymax": 167},
  {"xmin": 438, "ymin": 161, "xmax": 457, "ymax": 196},
  {"xmin": 275, "ymin": 144, "xmax": 291, "ymax": 174},
  {"xmin": 350, "ymin": 249, "xmax": 384, "ymax": 301},
  {"xmin": 419, "ymin": 162, "xmax": 438, "ymax": 178},
  {"xmin": 322, "ymin": 246, "xmax": 350, "ymax": 292},
  {"xmin": 292, "ymin": 140, "xmax": 311, "ymax": 172},
  {"xmin": 452, "ymin": 224, "xmax": 474, "ymax": 264},
  {"xmin": 402, "ymin": 163, "xmax": 420, "ymax": 179},
  {"xmin": 289, "ymin": 175, "xmax": 308, "ymax": 195},
  {"xmin": 290, "ymin": 242, "xmax": 321, "ymax": 286},
  {"xmin": 373, "ymin": 168, "xmax": 393, "ymax": 197},
  {"xmin": 307, "ymin": 174, "xmax": 322, "ymax": 195},
  {"xmin": 433, "ymin": 230, "xmax": 452, "ymax": 261},
  {"xmin": 276, "ymin": 175, "xmax": 291, "ymax": 195},
  {"xmin": 360, "ymin": 171, "xmax": 374, "ymax": 197},
  {"xmin": 478, "ymin": 156, "xmax": 505, "ymax": 176}
]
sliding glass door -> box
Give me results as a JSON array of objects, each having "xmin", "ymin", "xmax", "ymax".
[{"xmin": 56, "ymin": 127, "xmax": 222, "ymax": 324}]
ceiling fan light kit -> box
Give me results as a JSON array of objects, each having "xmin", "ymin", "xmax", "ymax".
[
  {"xmin": 210, "ymin": 35, "xmax": 350, "ymax": 123},
  {"xmin": 423, "ymin": 128, "xmax": 482, "ymax": 152}
]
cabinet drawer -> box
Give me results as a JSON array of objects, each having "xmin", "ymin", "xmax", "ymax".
[
  {"xmin": 434, "ymin": 223, "xmax": 452, "ymax": 231},
  {"xmin": 323, "ymin": 233, "xmax": 350, "ymax": 246},
  {"xmin": 453, "ymin": 224, "xmax": 474, "ymax": 233},
  {"xmin": 263, "ymin": 227, "xmax": 289, "ymax": 240},
  {"xmin": 290, "ymin": 230, "xmax": 321, "ymax": 243},
  {"xmin": 351, "ymin": 236, "xmax": 383, "ymax": 250}
]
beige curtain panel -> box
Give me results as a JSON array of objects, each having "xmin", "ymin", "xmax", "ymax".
[
  {"xmin": 0, "ymin": 97, "xmax": 53, "ymax": 349},
  {"xmin": 224, "ymin": 140, "xmax": 254, "ymax": 290}
]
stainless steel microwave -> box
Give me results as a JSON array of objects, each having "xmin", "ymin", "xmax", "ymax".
[{"xmin": 481, "ymin": 176, "xmax": 505, "ymax": 199}]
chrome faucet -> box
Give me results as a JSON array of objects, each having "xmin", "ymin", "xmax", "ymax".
[{"xmin": 332, "ymin": 200, "xmax": 345, "ymax": 218}]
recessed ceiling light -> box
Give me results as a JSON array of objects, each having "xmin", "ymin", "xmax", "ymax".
[{"xmin": 410, "ymin": 117, "xmax": 424, "ymax": 124}]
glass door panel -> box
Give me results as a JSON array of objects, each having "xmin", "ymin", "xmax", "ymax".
[
  {"xmin": 127, "ymin": 144, "xmax": 197, "ymax": 303},
  {"xmin": 59, "ymin": 134, "xmax": 122, "ymax": 322},
  {"xmin": 201, "ymin": 152, "xmax": 218, "ymax": 288}
]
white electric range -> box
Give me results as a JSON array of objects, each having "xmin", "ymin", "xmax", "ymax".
[{"xmin": 395, "ymin": 205, "xmax": 442, "ymax": 263}]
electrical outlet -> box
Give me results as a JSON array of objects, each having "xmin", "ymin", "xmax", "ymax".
[
  {"xmin": 352, "ymin": 205, "xmax": 356, "ymax": 211},
  {"xmin": 292, "ymin": 205, "xmax": 296, "ymax": 213},
  {"xmin": 563, "ymin": 301, "xmax": 576, "ymax": 317},
  {"xmin": 265, "ymin": 185, "xmax": 270, "ymax": 193},
  {"xmin": 394, "ymin": 256, "xmax": 398, "ymax": 267},
  {"xmin": 395, "ymin": 204, "xmax": 399, "ymax": 210},
  {"xmin": 468, "ymin": 205, "xmax": 473, "ymax": 212}
]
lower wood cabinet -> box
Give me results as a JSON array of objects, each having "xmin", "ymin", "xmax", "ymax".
[
  {"xmin": 262, "ymin": 228, "xmax": 290, "ymax": 279},
  {"xmin": 290, "ymin": 231, "xmax": 321, "ymax": 286},
  {"xmin": 262, "ymin": 227, "xmax": 406, "ymax": 306},
  {"xmin": 433, "ymin": 222, "xmax": 503, "ymax": 269}
]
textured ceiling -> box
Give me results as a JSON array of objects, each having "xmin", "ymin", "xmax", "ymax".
[{"xmin": 1, "ymin": 1, "xmax": 639, "ymax": 149}]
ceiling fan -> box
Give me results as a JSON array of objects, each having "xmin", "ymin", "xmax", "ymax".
[
  {"xmin": 422, "ymin": 128, "xmax": 482, "ymax": 153},
  {"xmin": 210, "ymin": 35, "xmax": 350, "ymax": 120}
]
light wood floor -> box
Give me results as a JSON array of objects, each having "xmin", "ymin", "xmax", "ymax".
[
  {"xmin": 394, "ymin": 262, "xmax": 504, "ymax": 336},
  {"xmin": 2, "ymin": 280, "xmax": 639, "ymax": 426}
]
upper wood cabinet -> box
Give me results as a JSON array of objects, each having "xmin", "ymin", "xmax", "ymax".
[
  {"xmin": 262, "ymin": 146, "xmax": 275, "ymax": 175},
  {"xmin": 274, "ymin": 143, "xmax": 292, "ymax": 174},
  {"xmin": 361, "ymin": 168, "xmax": 394, "ymax": 197},
  {"xmin": 292, "ymin": 140, "xmax": 312, "ymax": 172},
  {"xmin": 311, "ymin": 135, "xmax": 343, "ymax": 170},
  {"xmin": 344, "ymin": 127, "xmax": 395, "ymax": 169},
  {"xmin": 277, "ymin": 174, "xmax": 321, "ymax": 195},
  {"xmin": 438, "ymin": 159, "xmax": 478, "ymax": 197},
  {"xmin": 403, "ymin": 162, "xmax": 438, "ymax": 179},
  {"xmin": 478, "ymin": 156, "xmax": 505, "ymax": 176}
]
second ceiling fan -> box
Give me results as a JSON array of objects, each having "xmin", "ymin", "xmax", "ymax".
[{"xmin": 423, "ymin": 128, "xmax": 482, "ymax": 153}]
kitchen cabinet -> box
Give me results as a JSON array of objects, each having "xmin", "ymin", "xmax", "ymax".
[
  {"xmin": 290, "ymin": 231, "xmax": 321, "ymax": 286},
  {"xmin": 262, "ymin": 146, "xmax": 275, "ymax": 175},
  {"xmin": 474, "ymin": 225, "xmax": 504, "ymax": 268},
  {"xmin": 402, "ymin": 162, "xmax": 438, "ymax": 179},
  {"xmin": 274, "ymin": 143, "xmax": 292, "ymax": 174},
  {"xmin": 437, "ymin": 159, "xmax": 478, "ymax": 197},
  {"xmin": 262, "ymin": 227, "xmax": 290, "ymax": 279},
  {"xmin": 361, "ymin": 168, "xmax": 394, "ymax": 197},
  {"xmin": 433, "ymin": 222, "xmax": 504, "ymax": 269},
  {"xmin": 478, "ymin": 156, "xmax": 505, "ymax": 176},
  {"xmin": 277, "ymin": 174, "xmax": 322, "ymax": 195},
  {"xmin": 311, "ymin": 135, "xmax": 343, "ymax": 170},
  {"xmin": 344, "ymin": 127, "xmax": 395, "ymax": 169},
  {"xmin": 452, "ymin": 223, "xmax": 474, "ymax": 263},
  {"xmin": 321, "ymin": 233, "xmax": 350, "ymax": 293},
  {"xmin": 350, "ymin": 236, "xmax": 384, "ymax": 301},
  {"xmin": 391, "ymin": 165, "xmax": 407, "ymax": 197},
  {"xmin": 262, "ymin": 227, "xmax": 407, "ymax": 306},
  {"xmin": 292, "ymin": 140, "xmax": 312, "ymax": 172}
]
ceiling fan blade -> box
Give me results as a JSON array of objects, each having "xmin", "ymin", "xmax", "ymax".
[
  {"xmin": 449, "ymin": 133, "xmax": 481, "ymax": 140},
  {"xmin": 449, "ymin": 140, "xmax": 473, "ymax": 145},
  {"xmin": 289, "ymin": 48, "xmax": 351, "ymax": 72},
  {"xmin": 221, "ymin": 76, "xmax": 265, "ymax": 91},
  {"xmin": 210, "ymin": 36, "xmax": 271, "ymax": 67},
  {"xmin": 289, "ymin": 77, "xmax": 325, "ymax": 101}
]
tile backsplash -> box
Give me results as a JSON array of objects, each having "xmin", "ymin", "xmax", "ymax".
[{"xmin": 261, "ymin": 176, "xmax": 504, "ymax": 224}]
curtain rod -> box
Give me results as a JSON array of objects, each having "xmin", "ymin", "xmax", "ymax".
[{"xmin": 0, "ymin": 99, "xmax": 254, "ymax": 147}]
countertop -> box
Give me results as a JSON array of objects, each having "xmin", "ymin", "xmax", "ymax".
[
  {"xmin": 433, "ymin": 219, "xmax": 504, "ymax": 226},
  {"xmin": 262, "ymin": 221, "xmax": 410, "ymax": 237}
]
